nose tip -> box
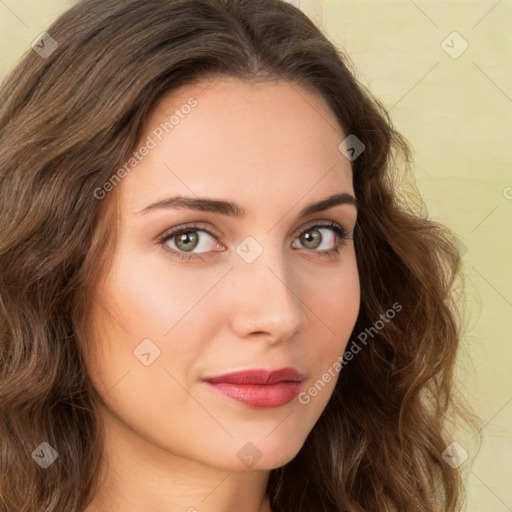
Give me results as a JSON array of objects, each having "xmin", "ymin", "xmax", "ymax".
[{"xmin": 227, "ymin": 255, "xmax": 308, "ymax": 343}]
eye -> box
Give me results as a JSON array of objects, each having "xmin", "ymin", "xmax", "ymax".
[
  {"xmin": 158, "ymin": 221, "xmax": 352, "ymax": 261},
  {"xmin": 291, "ymin": 221, "xmax": 351, "ymax": 260},
  {"xmin": 158, "ymin": 223, "xmax": 222, "ymax": 261}
]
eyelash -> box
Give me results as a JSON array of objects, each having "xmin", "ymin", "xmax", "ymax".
[{"xmin": 157, "ymin": 221, "xmax": 352, "ymax": 262}]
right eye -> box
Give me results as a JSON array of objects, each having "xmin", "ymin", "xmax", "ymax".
[{"xmin": 158, "ymin": 223, "xmax": 225, "ymax": 261}]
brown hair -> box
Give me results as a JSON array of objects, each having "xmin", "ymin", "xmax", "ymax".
[{"xmin": 0, "ymin": 0, "xmax": 482, "ymax": 511}]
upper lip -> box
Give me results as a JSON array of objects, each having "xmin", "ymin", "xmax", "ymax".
[{"xmin": 202, "ymin": 367, "xmax": 305, "ymax": 385}]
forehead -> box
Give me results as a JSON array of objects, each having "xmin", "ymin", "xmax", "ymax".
[{"xmin": 120, "ymin": 76, "xmax": 353, "ymax": 217}]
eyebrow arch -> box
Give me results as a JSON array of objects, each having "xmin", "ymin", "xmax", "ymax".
[{"xmin": 136, "ymin": 192, "xmax": 357, "ymax": 217}]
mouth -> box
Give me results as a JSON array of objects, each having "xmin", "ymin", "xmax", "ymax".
[{"xmin": 202, "ymin": 368, "xmax": 305, "ymax": 409}]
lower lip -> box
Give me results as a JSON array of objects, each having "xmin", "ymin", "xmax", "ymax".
[{"xmin": 203, "ymin": 381, "xmax": 302, "ymax": 408}]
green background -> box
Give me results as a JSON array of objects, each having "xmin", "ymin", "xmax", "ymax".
[{"xmin": 1, "ymin": 1, "xmax": 510, "ymax": 510}]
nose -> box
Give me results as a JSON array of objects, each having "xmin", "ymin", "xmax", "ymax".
[{"xmin": 226, "ymin": 242, "xmax": 308, "ymax": 343}]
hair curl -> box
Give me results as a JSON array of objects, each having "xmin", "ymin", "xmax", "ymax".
[{"xmin": 0, "ymin": 0, "xmax": 482, "ymax": 511}]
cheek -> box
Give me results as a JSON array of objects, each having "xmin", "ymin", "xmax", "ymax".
[
  {"xmin": 300, "ymin": 257, "xmax": 360, "ymax": 397},
  {"xmin": 85, "ymin": 252, "xmax": 222, "ymax": 389},
  {"xmin": 307, "ymin": 255, "xmax": 360, "ymax": 346},
  {"xmin": 109, "ymin": 254, "xmax": 213, "ymax": 334},
  {"xmin": 104, "ymin": 248, "xmax": 230, "ymax": 361},
  {"xmin": 84, "ymin": 255, "xmax": 225, "ymax": 445}
]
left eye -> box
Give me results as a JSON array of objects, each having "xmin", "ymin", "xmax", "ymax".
[
  {"xmin": 158, "ymin": 221, "xmax": 349, "ymax": 261},
  {"xmin": 291, "ymin": 226, "xmax": 338, "ymax": 251}
]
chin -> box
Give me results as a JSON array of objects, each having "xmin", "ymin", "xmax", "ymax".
[{"xmin": 231, "ymin": 435, "xmax": 306, "ymax": 472}]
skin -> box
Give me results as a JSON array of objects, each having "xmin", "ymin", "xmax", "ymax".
[{"xmin": 84, "ymin": 76, "xmax": 360, "ymax": 512}]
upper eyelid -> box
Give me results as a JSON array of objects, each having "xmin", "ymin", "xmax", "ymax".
[{"xmin": 160, "ymin": 219, "xmax": 348, "ymax": 242}]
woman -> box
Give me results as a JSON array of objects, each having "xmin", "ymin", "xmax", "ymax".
[{"xmin": 0, "ymin": 0, "xmax": 481, "ymax": 511}]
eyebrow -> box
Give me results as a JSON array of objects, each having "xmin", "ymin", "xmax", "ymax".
[{"xmin": 136, "ymin": 192, "xmax": 357, "ymax": 217}]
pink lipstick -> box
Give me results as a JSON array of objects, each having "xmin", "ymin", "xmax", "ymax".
[{"xmin": 202, "ymin": 368, "xmax": 304, "ymax": 409}]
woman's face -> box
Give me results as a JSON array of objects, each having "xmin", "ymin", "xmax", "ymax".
[{"xmin": 87, "ymin": 76, "xmax": 360, "ymax": 472}]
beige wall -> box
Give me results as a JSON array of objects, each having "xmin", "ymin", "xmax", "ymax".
[{"xmin": 1, "ymin": 1, "xmax": 511, "ymax": 510}]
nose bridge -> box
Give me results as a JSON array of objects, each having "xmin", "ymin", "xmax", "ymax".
[{"xmin": 228, "ymin": 235, "xmax": 307, "ymax": 339}]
